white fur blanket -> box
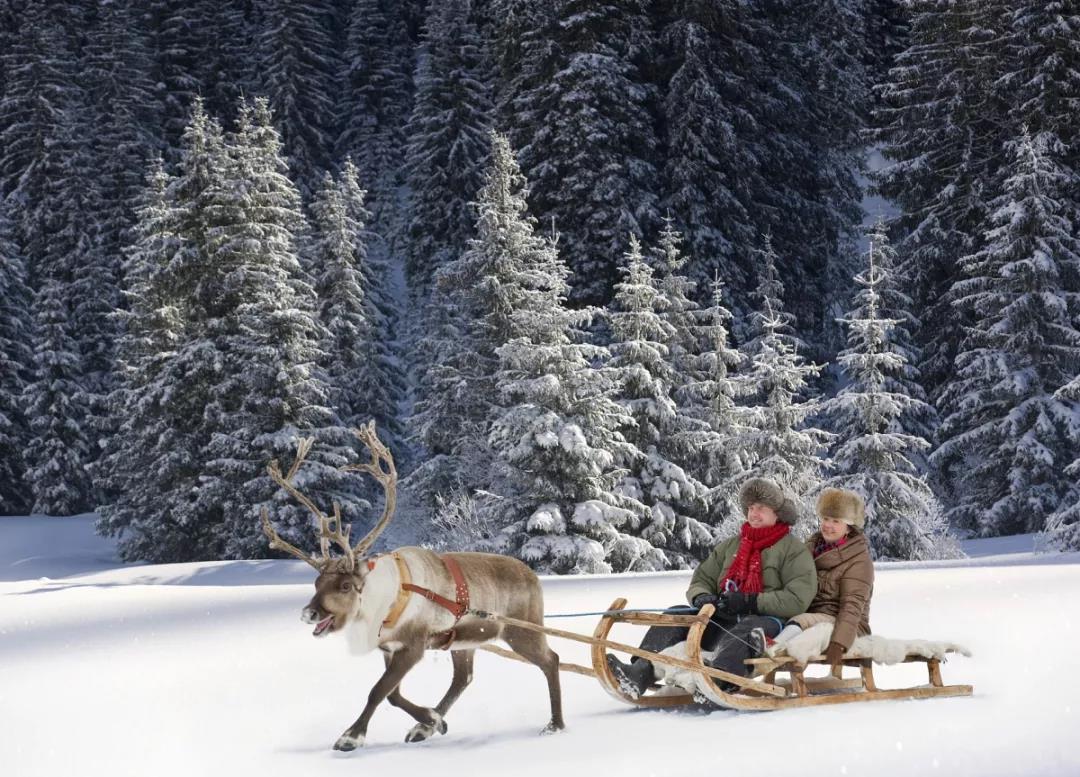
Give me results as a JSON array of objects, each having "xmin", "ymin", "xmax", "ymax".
[
  {"xmin": 652, "ymin": 622, "xmax": 971, "ymax": 696},
  {"xmin": 769, "ymin": 622, "xmax": 972, "ymax": 665}
]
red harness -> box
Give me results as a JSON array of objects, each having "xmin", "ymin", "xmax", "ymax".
[{"xmin": 368, "ymin": 553, "xmax": 470, "ymax": 648}]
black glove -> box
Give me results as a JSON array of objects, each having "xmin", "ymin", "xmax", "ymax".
[
  {"xmin": 720, "ymin": 591, "xmax": 758, "ymax": 615},
  {"xmin": 692, "ymin": 593, "xmax": 720, "ymax": 610}
]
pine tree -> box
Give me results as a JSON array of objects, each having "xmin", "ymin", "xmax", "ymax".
[
  {"xmin": 336, "ymin": 0, "xmax": 413, "ymax": 224},
  {"xmin": 99, "ymin": 100, "xmax": 352, "ymax": 561},
  {"xmin": 864, "ymin": 220, "xmax": 938, "ymax": 466},
  {"xmin": 934, "ymin": 132, "xmax": 1080, "ymax": 537},
  {"xmin": 659, "ymin": 0, "xmax": 760, "ymax": 300},
  {"xmin": 23, "ymin": 277, "xmax": 95, "ymax": 515},
  {"xmin": 95, "ymin": 161, "xmax": 199, "ymax": 559},
  {"xmin": 468, "ymin": 134, "xmax": 649, "ymax": 573},
  {"xmin": 256, "ymin": 0, "xmax": 339, "ymax": 196},
  {"xmin": 736, "ymin": 237, "xmax": 829, "ymax": 537},
  {"xmin": 873, "ymin": 0, "xmax": 1009, "ymax": 398},
  {"xmin": 192, "ymin": 98, "xmax": 350, "ymax": 559},
  {"xmin": 826, "ymin": 239, "xmax": 959, "ymax": 560},
  {"xmin": 309, "ymin": 164, "xmax": 404, "ymax": 459},
  {"xmin": 403, "ymin": 0, "xmax": 493, "ymax": 292},
  {"xmin": 504, "ymin": 0, "xmax": 659, "ymax": 305},
  {"xmin": 0, "ymin": 204, "xmax": 32, "ymax": 514},
  {"xmin": 1000, "ymin": 2, "xmax": 1080, "ymax": 183},
  {"xmin": 1046, "ymin": 376, "xmax": 1080, "ymax": 552},
  {"xmin": 607, "ymin": 234, "xmax": 712, "ymax": 566},
  {"xmin": 679, "ymin": 275, "xmax": 750, "ymax": 493}
]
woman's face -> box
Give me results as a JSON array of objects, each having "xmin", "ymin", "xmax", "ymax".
[
  {"xmin": 820, "ymin": 517, "xmax": 850, "ymax": 542},
  {"xmin": 747, "ymin": 502, "xmax": 779, "ymax": 529}
]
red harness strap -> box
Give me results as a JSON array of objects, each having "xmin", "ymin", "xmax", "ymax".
[
  {"xmin": 402, "ymin": 555, "xmax": 470, "ymax": 620},
  {"xmin": 368, "ymin": 554, "xmax": 471, "ymax": 648}
]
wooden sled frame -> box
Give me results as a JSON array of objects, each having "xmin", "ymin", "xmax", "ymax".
[{"xmin": 589, "ymin": 598, "xmax": 974, "ymax": 710}]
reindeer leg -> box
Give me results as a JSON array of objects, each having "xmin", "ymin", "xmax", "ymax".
[
  {"xmin": 503, "ymin": 626, "xmax": 565, "ymax": 734},
  {"xmin": 400, "ymin": 648, "xmax": 475, "ymax": 743},
  {"xmin": 333, "ymin": 644, "xmax": 424, "ymax": 752}
]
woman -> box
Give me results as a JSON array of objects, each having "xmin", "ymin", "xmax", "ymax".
[
  {"xmin": 772, "ymin": 488, "xmax": 874, "ymax": 667},
  {"xmin": 606, "ymin": 477, "xmax": 816, "ymax": 698}
]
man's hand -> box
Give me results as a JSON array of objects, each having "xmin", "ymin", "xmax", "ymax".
[
  {"xmin": 719, "ymin": 591, "xmax": 757, "ymax": 615},
  {"xmin": 692, "ymin": 593, "xmax": 720, "ymax": 610},
  {"xmin": 824, "ymin": 641, "xmax": 846, "ymax": 668}
]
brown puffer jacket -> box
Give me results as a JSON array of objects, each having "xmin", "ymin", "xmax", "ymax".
[{"xmin": 802, "ymin": 531, "xmax": 874, "ymax": 650}]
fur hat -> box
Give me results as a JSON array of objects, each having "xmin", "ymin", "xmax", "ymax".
[
  {"xmin": 816, "ymin": 488, "xmax": 866, "ymax": 530},
  {"xmin": 739, "ymin": 477, "xmax": 799, "ymax": 526}
]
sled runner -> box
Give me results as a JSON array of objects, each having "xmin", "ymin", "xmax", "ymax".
[
  {"xmin": 591, "ymin": 598, "xmax": 973, "ymax": 710},
  {"xmin": 475, "ymin": 598, "xmax": 972, "ymax": 711}
]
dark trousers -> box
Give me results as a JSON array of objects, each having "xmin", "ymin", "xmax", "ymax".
[{"xmin": 635, "ymin": 603, "xmax": 783, "ymax": 677}]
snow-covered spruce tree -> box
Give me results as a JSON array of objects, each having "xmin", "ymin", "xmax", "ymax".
[
  {"xmin": 863, "ymin": 220, "xmax": 938, "ymax": 460},
  {"xmin": 607, "ymin": 235, "xmax": 712, "ymax": 566},
  {"xmin": 999, "ymin": 2, "xmax": 1080, "ymax": 186},
  {"xmin": 933, "ymin": 132, "xmax": 1080, "ymax": 538},
  {"xmin": 0, "ymin": 205, "xmax": 32, "ymax": 514},
  {"xmin": 308, "ymin": 165, "xmax": 404, "ymax": 460},
  {"xmin": 825, "ymin": 239, "xmax": 959, "ymax": 561},
  {"xmin": 22, "ymin": 277, "xmax": 95, "ymax": 515},
  {"xmin": 407, "ymin": 130, "xmax": 527, "ymax": 516},
  {"xmin": 336, "ymin": 0, "xmax": 413, "ymax": 224},
  {"xmin": 659, "ymin": 0, "xmax": 760, "ymax": 302},
  {"xmin": 464, "ymin": 134, "xmax": 649, "ymax": 573},
  {"xmin": 749, "ymin": 0, "xmax": 868, "ymax": 345},
  {"xmin": 256, "ymin": 0, "xmax": 339, "ymax": 196},
  {"xmin": 403, "ymin": 0, "xmax": 493, "ymax": 293},
  {"xmin": 94, "ymin": 161, "xmax": 200, "ymax": 560},
  {"xmin": 650, "ymin": 219, "xmax": 731, "ymax": 489},
  {"xmin": 679, "ymin": 275, "xmax": 751, "ymax": 495},
  {"xmin": 82, "ymin": 0, "xmax": 160, "ymax": 283},
  {"xmin": 503, "ymin": 0, "xmax": 659, "ymax": 305},
  {"xmin": 191, "ymin": 98, "xmax": 358, "ymax": 560},
  {"xmin": 1045, "ymin": 376, "xmax": 1080, "ymax": 551},
  {"xmin": 733, "ymin": 237, "xmax": 830, "ymax": 538},
  {"xmin": 99, "ymin": 100, "xmax": 354, "ymax": 562},
  {"xmin": 148, "ymin": 0, "xmax": 251, "ymax": 155},
  {"xmin": 873, "ymin": 0, "xmax": 1009, "ymax": 398}
]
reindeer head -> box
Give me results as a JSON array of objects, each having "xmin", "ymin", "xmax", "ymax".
[{"xmin": 260, "ymin": 422, "xmax": 397, "ymax": 638}]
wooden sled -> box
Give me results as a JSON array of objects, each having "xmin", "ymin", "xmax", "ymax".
[{"xmin": 590, "ymin": 598, "xmax": 974, "ymax": 710}]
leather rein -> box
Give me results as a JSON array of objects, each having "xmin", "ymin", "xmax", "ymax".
[{"xmin": 367, "ymin": 553, "xmax": 470, "ymax": 648}]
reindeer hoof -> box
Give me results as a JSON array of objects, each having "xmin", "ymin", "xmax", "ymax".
[
  {"xmin": 333, "ymin": 733, "xmax": 365, "ymax": 751},
  {"xmin": 405, "ymin": 713, "xmax": 447, "ymax": 743},
  {"xmin": 540, "ymin": 721, "xmax": 565, "ymax": 736}
]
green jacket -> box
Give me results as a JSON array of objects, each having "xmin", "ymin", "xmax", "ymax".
[{"xmin": 686, "ymin": 533, "xmax": 817, "ymax": 619}]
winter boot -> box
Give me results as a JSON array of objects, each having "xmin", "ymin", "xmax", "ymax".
[
  {"xmin": 747, "ymin": 627, "xmax": 767, "ymax": 658},
  {"xmin": 605, "ymin": 654, "xmax": 654, "ymax": 699}
]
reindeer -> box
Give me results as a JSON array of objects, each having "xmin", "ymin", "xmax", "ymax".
[{"xmin": 261, "ymin": 423, "xmax": 565, "ymax": 751}]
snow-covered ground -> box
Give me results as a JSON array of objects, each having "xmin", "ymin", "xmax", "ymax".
[{"xmin": 2, "ymin": 516, "xmax": 1078, "ymax": 777}]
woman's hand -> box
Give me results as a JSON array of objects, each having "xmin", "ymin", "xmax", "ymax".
[{"xmin": 824, "ymin": 641, "xmax": 845, "ymax": 667}]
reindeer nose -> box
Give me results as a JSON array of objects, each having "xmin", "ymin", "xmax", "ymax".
[{"xmin": 301, "ymin": 607, "xmax": 319, "ymax": 624}]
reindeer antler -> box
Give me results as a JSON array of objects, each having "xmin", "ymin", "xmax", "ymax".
[
  {"xmin": 262, "ymin": 437, "xmax": 357, "ymax": 572},
  {"xmin": 340, "ymin": 421, "xmax": 398, "ymax": 560}
]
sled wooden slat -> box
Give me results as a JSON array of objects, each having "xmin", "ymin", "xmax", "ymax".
[
  {"xmin": 476, "ymin": 644, "xmax": 596, "ymax": 678},
  {"xmin": 606, "ymin": 611, "xmax": 702, "ymax": 627},
  {"xmin": 587, "ymin": 599, "xmax": 974, "ymax": 712},
  {"xmin": 490, "ymin": 604, "xmax": 787, "ymax": 699}
]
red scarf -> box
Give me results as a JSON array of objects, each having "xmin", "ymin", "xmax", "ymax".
[{"xmin": 719, "ymin": 522, "xmax": 791, "ymax": 594}]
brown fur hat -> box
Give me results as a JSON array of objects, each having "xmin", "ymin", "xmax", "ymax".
[
  {"xmin": 739, "ymin": 477, "xmax": 799, "ymax": 526},
  {"xmin": 816, "ymin": 488, "xmax": 866, "ymax": 530}
]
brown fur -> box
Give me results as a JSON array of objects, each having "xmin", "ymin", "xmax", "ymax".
[
  {"xmin": 302, "ymin": 546, "xmax": 564, "ymax": 750},
  {"xmin": 817, "ymin": 488, "xmax": 866, "ymax": 529}
]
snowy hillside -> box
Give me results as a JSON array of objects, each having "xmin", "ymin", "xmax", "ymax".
[{"xmin": 2, "ymin": 516, "xmax": 1078, "ymax": 777}]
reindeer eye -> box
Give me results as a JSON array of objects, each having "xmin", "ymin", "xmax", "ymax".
[{"xmin": 339, "ymin": 581, "xmax": 352, "ymax": 592}]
